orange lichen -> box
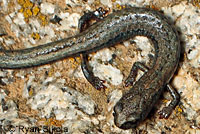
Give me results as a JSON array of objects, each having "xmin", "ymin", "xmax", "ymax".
[
  {"xmin": 48, "ymin": 68, "xmax": 55, "ymax": 77},
  {"xmin": 68, "ymin": 57, "xmax": 75, "ymax": 62},
  {"xmin": 174, "ymin": 105, "xmax": 184, "ymax": 119},
  {"xmin": 17, "ymin": 0, "xmax": 25, "ymax": 6},
  {"xmin": 23, "ymin": 8, "xmax": 32, "ymax": 18},
  {"xmin": 31, "ymin": 32, "xmax": 40, "ymax": 40},
  {"xmin": 38, "ymin": 14, "xmax": 48, "ymax": 26},
  {"xmin": 162, "ymin": 99, "xmax": 169, "ymax": 103},
  {"xmin": 150, "ymin": 5, "xmax": 160, "ymax": 10},
  {"xmin": 116, "ymin": 4, "xmax": 125, "ymax": 10},
  {"xmin": 69, "ymin": 57, "xmax": 81, "ymax": 69},
  {"xmin": 32, "ymin": 6, "xmax": 40, "ymax": 16},
  {"xmin": 45, "ymin": 118, "xmax": 65, "ymax": 127},
  {"xmin": 192, "ymin": 0, "xmax": 200, "ymax": 8},
  {"xmin": 75, "ymin": 57, "xmax": 81, "ymax": 62},
  {"xmin": 94, "ymin": 0, "xmax": 101, "ymax": 5},
  {"xmin": 17, "ymin": 0, "xmax": 48, "ymax": 25},
  {"xmin": 28, "ymin": 88, "xmax": 34, "ymax": 96},
  {"xmin": 116, "ymin": 4, "xmax": 122, "ymax": 9},
  {"xmin": 18, "ymin": 0, "xmax": 33, "ymax": 19},
  {"xmin": 19, "ymin": 8, "xmax": 24, "ymax": 13},
  {"xmin": 22, "ymin": 0, "xmax": 33, "ymax": 8},
  {"xmin": 37, "ymin": 118, "xmax": 65, "ymax": 127}
]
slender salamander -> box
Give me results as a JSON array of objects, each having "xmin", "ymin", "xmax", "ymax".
[{"xmin": 0, "ymin": 7, "xmax": 180, "ymax": 129}]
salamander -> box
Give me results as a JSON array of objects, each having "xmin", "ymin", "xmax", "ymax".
[{"xmin": 0, "ymin": 7, "xmax": 180, "ymax": 130}]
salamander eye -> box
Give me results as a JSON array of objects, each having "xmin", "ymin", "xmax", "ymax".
[{"xmin": 114, "ymin": 102, "xmax": 123, "ymax": 113}]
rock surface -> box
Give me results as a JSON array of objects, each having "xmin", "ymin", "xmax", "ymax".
[{"xmin": 0, "ymin": 0, "xmax": 200, "ymax": 133}]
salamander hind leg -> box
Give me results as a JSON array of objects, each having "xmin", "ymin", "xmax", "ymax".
[
  {"xmin": 158, "ymin": 84, "xmax": 180, "ymax": 119},
  {"xmin": 79, "ymin": 7, "xmax": 108, "ymax": 90},
  {"xmin": 125, "ymin": 62, "xmax": 149, "ymax": 87},
  {"xmin": 81, "ymin": 54, "xmax": 106, "ymax": 90}
]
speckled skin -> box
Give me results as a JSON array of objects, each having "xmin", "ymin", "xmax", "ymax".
[{"xmin": 0, "ymin": 7, "xmax": 180, "ymax": 129}]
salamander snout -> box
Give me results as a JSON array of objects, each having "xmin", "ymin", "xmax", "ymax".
[{"xmin": 113, "ymin": 102, "xmax": 140, "ymax": 129}]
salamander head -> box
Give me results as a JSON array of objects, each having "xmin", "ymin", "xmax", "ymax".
[
  {"xmin": 113, "ymin": 101, "xmax": 141, "ymax": 129},
  {"xmin": 113, "ymin": 92, "xmax": 150, "ymax": 129}
]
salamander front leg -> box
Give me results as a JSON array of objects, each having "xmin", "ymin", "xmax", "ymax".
[
  {"xmin": 81, "ymin": 54, "xmax": 106, "ymax": 90},
  {"xmin": 125, "ymin": 62, "xmax": 149, "ymax": 87},
  {"xmin": 78, "ymin": 7, "xmax": 108, "ymax": 32},
  {"xmin": 159, "ymin": 84, "xmax": 180, "ymax": 119}
]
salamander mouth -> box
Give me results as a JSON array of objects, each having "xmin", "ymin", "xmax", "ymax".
[
  {"xmin": 113, "ymin": 105, "xmax": 139, "ymax": 129},
  {"xmin": 119, "ymin": 121, "xmax": 137, "ymax": 129}
]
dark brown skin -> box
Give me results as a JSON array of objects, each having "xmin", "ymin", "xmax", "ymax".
[
  {"xmin": 79, "ymin": 7, "xmax": 180, "ymax": 130},
  {"xmin": 0, "ymin": 7, "xmax": 180, "ymax": 130}
]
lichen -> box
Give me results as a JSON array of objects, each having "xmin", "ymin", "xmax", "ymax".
[
  {"xmin": 38, "ymin": 14, "xmax": 48, "ymax": 26},
  {"xmin": 17, "ymin": 0, "xmax": 48, "ymax": 26},
  {"xmin": 37, "ymin": 118, "xmax": 65, "ymax": 127},
  {"xmin": 32, "ymin": 6, "xmax": 40, "ymax": 16},
  {"xmin": 192, "ymin": 0, "xmax": 200, "ymax": 8},
  {"xmin": 31, "ymin": 32, "xmax": 40, "ymax": 40}
]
